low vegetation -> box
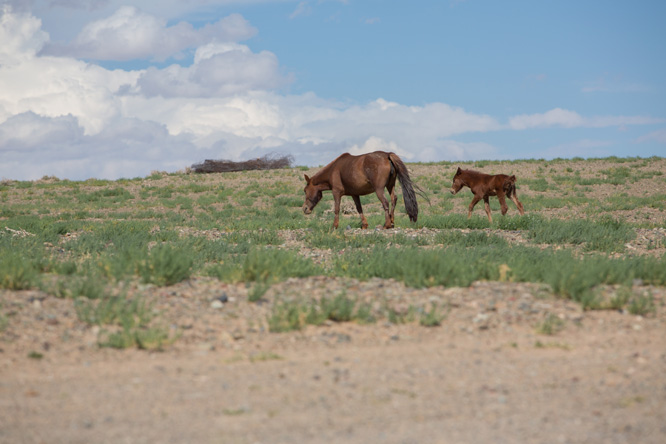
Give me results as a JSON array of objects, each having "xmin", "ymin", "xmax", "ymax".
[{"xmin": 1, "ymin": 157, "xmax": 665, "ymax": 348}]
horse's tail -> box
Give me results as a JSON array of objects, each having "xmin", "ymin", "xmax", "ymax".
[
  {"xmin": 503, "ymin": 175, "xmax": 517, "ymax": 198},
  {"xmin": 388, "ymin": 153, "xmax": 418, "ymax": 223}
]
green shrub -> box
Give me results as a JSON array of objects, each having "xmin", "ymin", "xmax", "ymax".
[
  {"xmin": 139, "ymin": 244, "xmax": 193, "ymax": 286},
  {"xmin": 76, "ymin": 295, "xmax": 173, "ymax": 350},
  {"xmin": 535, "ymin": 313, "xmax": 565, "ymax": 335},
  {"xmin": 419, "ymin": 303, "xmax": 447, "ymax": 327},
  {"xmin": 0, "ymin": 252, "xmax": 39, "ymax": 290},
  {"xmin": 242, "ymin": 248, "xmax": 320, "ymax": 284},
  {"xmin": 267, "ymin": 300, "xmax": 307, "ymax": 333}
]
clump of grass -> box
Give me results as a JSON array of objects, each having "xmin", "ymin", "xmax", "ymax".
[
  {"xmin": 75, "ymin": 295, "xmax": 174, "ymax": 350},
  {"xmin": 419, "ymin": 303, "xmax": 447, "ymax": 327},
  {"xmin": 0, "ymin": 252, "xmax": 38, "ymax": 290},
  {"xmin": 535, "ymin": 313, "xmax": 565, "ymax": 335},
  {"xmin": 320, "ymin": 292, "xmax": 356, "ymax": 322},
  {"xmin": 242, "ymin": 248, "xmax": 321, "ymax": 285},
  {"xmin": 248, "ymin": 281, "xmax": 270, "ymax": 303},
  {"xmin": 59, "ymin": 273, "xmax": 109, "ymax": 299},
  {"xmin": 526, "ymin": 215, "xmax": 634, "ymax": 253},
  {"xmin": 267, "ymin": 300, "xmax": 307, "ymax": 333},
  {"xmin": 387, "ymin": 305, "xmax": 417, "ymax": 324},
  {"xmin": 628, "ymin": 292, "xmax": 656, "ymax": 316},
  {"xmin": 139, "ymin": 244, "xmax": 193, "ymax": 286},
  {"xmin": 267, "ymin": 292, "xmax": 376, "ymax": 333}
]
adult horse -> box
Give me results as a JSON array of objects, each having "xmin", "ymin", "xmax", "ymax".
[{"xmin": 303, "ymin": 151, "xmax": 418, "ymax": 229}]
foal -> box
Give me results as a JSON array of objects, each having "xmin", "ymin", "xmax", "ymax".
[{"xmin": 450, "ymin": 167, "xmax": 525, "ymax": 223}]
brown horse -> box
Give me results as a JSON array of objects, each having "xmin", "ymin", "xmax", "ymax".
[
  {"xmin": 450, "ymin": 167, "xmax": 525, "ymax": 223},
  {"xmin": 303, "ymin": 151, "xmax": 418, "ymax": 229}
]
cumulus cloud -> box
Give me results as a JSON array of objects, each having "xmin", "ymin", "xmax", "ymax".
[
  {"xmin": 134, "ymin": 43, "xmax": 289, "ymax": 98},
  {"xmin": 0, "ymin": 5, "xmax": 49, "ymax": 63},
  {"xmin": 41, "ymin": 7, "xmax": 257, "ymax": 61},
  {"xmin": 1, "ymin": 6, "xmax": 663, "ymax": 181}
]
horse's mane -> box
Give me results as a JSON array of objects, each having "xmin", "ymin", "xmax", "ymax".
[{"xmin": 459, "ymin": 168, "xmax": 490, "ymax": 178}]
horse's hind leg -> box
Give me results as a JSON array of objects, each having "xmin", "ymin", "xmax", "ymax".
[
  {"xmin": 511, "ymin": 193, "xmax": 525, "ymax": 215},
  {"xmin": 375, "ymin": 189, "xmax": 393, "ymax": 229},
  {"xmin": 498, "ymin": 192, "xmax": 509, "ymax": 216},
  {"xmin": 352, "ymin": 195, "xmax": 368, "ymax": 229},
  {"xmin": 483, "ymin": 196, "xmax": 493, "ymax": 223},
  {"xmin": 390, "ymin": 189, "xmax": 397, "ymax": 226},
  {"xmin": 386, "ymin": 182, "xmax": 397, "ymax": 227}
]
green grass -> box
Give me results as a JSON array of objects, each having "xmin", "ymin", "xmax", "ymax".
[{"xmin": 1, "ymin": 157, "xmax": 664, "ymax": 347}]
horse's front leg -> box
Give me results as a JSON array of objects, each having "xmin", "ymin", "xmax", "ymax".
[
  {"xmin": 483, "ymin": 196, "xmax": 493, "ymax": 223},
  {"xmin": 332, "ymin": 192, "xmax": 342, "ymax": 229},
  {"xmin": 375, "ymin": 189, "xmax": 393, "ymax": 229},
  {"xmin": 352, "ymin": 195, "xmax": 368, "ymax": 229},
  {"xmin": 467, "ymin": 195, "xmax": 481, "ymax": 218}
]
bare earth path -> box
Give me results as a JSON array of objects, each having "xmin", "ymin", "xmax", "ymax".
[{"xmin": 2, "ymin": 279, "xmax": 665, "ymax": 444}]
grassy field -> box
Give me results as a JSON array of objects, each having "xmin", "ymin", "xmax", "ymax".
[{"xmin": 1, "ymin": 156, "xmax": 665, "ymax": 349}]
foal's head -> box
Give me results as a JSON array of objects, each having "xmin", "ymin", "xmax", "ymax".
[
  {"xmin": 450, "ymin": 167, "xmax": 466, "ymax": 194},
  {"xmin": 302, "ymin": 174, "xmax": 323, "ymax": 214}
]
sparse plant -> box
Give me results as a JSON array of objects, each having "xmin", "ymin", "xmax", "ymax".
[
  {"xmin": 139, "ymin": 244, "xmax": 193, "ymax": 286},
  {"xmin": 419, "ymin": 303, "xmax": 447, "ymax": 327},
  {"xmin": 320, "ymin": 292, "xmax": 356, "ymax": 322},
  {"xmin": 628, "ymin": 292, "xmax": 656, "ymax": 316},
  {"xmin": 535, "ymin": 313, "xmax": 565, "ymax": 335},
  {"xmin": 267, "ymin": 300, "xmax": 307, "ymax": 333}
]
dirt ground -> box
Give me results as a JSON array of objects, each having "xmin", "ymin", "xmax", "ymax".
[
  {"xmin": 2, "ymin": 275, "xmax": 666, "ymax": 444},
  {"xmin": 2, "ymin": 158, "xmax": 666, "ymax": 443}
]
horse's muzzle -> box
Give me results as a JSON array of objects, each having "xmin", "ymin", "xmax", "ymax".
[{"xmin": 303, "ymin": 206, "xmax": 312, "ymax": 215}]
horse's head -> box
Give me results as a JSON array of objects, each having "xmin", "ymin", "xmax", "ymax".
[
  {"xmin": 302, "ymin": 174, "xmax": 323, "ymax": 214},
  {"xmin": 450, "ymin": 167, "xmax": 465, "ymax": 194}
]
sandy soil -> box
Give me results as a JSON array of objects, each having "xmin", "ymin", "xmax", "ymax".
[{"xmin": 2, "ymin": 276, "xmax": 665, "ymax": 444}]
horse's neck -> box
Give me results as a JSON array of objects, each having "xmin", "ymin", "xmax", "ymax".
[{"xmin": 312, "ymin": 168, "xmax": 333, "ymax": 189}]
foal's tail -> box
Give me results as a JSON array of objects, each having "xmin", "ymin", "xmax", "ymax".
[
  {"xmin": 388, "ymin": 153, "xmax": 418, "ymax": 223},
  {"xmin": 503, "ymin": 175, "xmax": 517, "ymax": 198}
]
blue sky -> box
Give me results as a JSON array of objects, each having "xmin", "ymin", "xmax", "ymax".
[{"xmin": 1, "ymin": 0, "xmax": 664, "ymax": 180}]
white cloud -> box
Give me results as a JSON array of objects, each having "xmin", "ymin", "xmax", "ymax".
[
  {"xmin": 41, "ymin": 7, "xmax": 257, "ymax": 61},
  {"xmin": 290, "ymin": 2, "xmax": 312, "ymax": 19},
  {"xmin": 0, "ymin": 7, "xmax": 663, "ymax": 181},
  {"xmin": 134, "ymin": 42, "xmax": 289, "ymax": 98},
  {"xmin": 0, "ymin": 5, "xmax": 49, "ymax": 63},
  {"xmin": 635, "ymin": 129, "xmax": 666, "ymax": 144},
  {"xmin": 509, "ymin": 108, "xmax": 664, "ymax": 130}
]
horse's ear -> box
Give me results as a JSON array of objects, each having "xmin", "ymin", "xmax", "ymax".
[
  {"xmin": 304, "ymin": 174, "xmax": 310, "ymax": 183},
  {"xmin": 455, "ymin": 167, "xmax": 462, "ymax": 175}
]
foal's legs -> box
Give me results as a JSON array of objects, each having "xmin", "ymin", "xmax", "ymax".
[
  {"xmin": 352, "ymin": 195, "xmax": 369, "ymax": 229},
  {"xmin": 483, "ymin": 196, "xmax": 493, "ymax": 223},
  {"xmin": 467, "ymin": 195, "xmax": 482, "ymax": 219},
  {"xmin": 511, "ymin": 193, "xmax": 525, "ymax": 215},
  {"xmin": 497, "ymin": 192, "xmax": 509, "ymax": 216}
]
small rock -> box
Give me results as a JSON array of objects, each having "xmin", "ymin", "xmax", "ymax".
[{"xmin": 210, "ymin": 300, "xmax": 224, "ymax": 309}]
